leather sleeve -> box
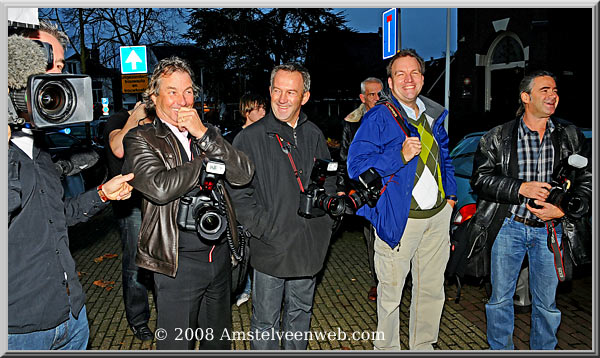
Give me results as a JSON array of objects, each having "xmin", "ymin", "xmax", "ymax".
[
  {"xmin": 123, "ymin": 128, "xmax": 207, "ymax": 205},
  {"xmin": 471, "ymin": 127, "xmax": 523, "ymax": 205},
  {"xmin": 193, "ymin": 124, "xmax": 255, "ymax": 187},
  {"xmin": 336, "ymin": 121, "xmax": 352, "ymax": 192}
]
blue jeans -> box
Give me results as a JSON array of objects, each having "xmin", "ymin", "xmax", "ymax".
[
  {"xmin": 117, "ymin": 206, "xmax": 151, "ymax": 327},
  {"xmin": 251, "ymin": 270, "xmax": 316, "ymax": 350},
  {"xmin": 8, "ymin": 305, "xmax": 89, "ymax": 350},
  {"xmin": 486, "ymin": 217, "xmax": 562, "ymax": 350}
]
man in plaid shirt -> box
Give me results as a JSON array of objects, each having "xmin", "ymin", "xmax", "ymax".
[{"xmin": 469, "ymin": 70, "xmax": 591, "ymax": 349}]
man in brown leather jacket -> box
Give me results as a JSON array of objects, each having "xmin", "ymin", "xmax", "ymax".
[{"xmin": 122, "ymin": 56, "xmax": 254, "ymax": 350}]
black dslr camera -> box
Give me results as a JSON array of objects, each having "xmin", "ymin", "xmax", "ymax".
[
  {"xmin": 177, "ymin": 160, "xmax": 229, "ymax": 241},
  {"xmin": 528, "ymin": 154, "xmax": 589, "ymax": 219},
  {"xmin": 298, "ymin": 159, "xmax": 346, "ymax": 218},
  {"xmin": 345, "ymin": 168, "xmax": 383, "ymax": 212}
]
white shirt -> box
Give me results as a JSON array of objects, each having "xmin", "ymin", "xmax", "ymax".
[
  {"xmin": 10, "ymin": 128, "xmax": 34, "ymax": 159},
  {"xmin": 160, "ymin": 119, "xmax": 192, "ymax": 161}
]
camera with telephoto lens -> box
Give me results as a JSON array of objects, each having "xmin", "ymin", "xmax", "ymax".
[
  {"xmin": 528, "ymin": 154, "xmax": 589, "ymax": 219},
  {"xmin": 345, "ymin": 168, "xmax": 383, "ymax": 212},
  {"xmin": 177, "ymin": 160, "xmax": 229, "ymax": 241},
  {"xmin": 298, "ymin": 159, "xmax": 347, "ymax": 218}
]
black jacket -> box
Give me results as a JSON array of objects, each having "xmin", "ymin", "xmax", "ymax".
[
  {"xmin": 227, "ymin": 112, "xmax": 335, "ymax": 277},
  {"xmin": 467, "ymin": 117, "xmax": 592, "ymax": 269},
  {"xmin": 336, "ymin": 104, "xmax": 366, "ymax": 193},
  {"xmin": 122, "ymin": 119, "xmax": 254, "ymax": 277},
  {"xmin": 8, "ymin": 138, "xmax": 107, "ymax": 334}
]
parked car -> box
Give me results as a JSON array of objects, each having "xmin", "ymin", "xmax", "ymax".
[
  {"xmin": 448, "ymin": 127, "xmax": 592, "ymax": 310},
  {"xmin": 42, "ymin": 131, "xmax": 107, "ymax": 197}
]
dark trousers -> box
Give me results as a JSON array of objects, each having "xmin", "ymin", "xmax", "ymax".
[
  {"xmin": 250, "ymin": 270, "xmax": 316, "ymax": 350},
  {"xmin": 364, "ymin": 220, "xmax": 378, "ymax": 286},
  {"xmin": 116, "ymin": 206, "xmax": 151, "ymax": 328},
  {"xmin": 154, "ymin": 244, "xmax": 231, "ymax": 350}
]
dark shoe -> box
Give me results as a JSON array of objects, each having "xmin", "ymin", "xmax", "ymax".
[
  {"xmin": 368, "ymin": 286, "xmax": 377, "ymax": 301},
  {"xmin": 131, "ymin": 324, "xmax": 154, "ymax": 341}
]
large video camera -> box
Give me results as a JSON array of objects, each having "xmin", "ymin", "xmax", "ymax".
[
  {"xmin": 177, "ymin": 160, "xmax": 229, "ymax": 241},
  {"xmin": 8, "ymin": 35, "xmax": 93, "ymax": 129},
  {"xmin": 298, "ymin": 159, "xmax": 346, "ymax": 218},
  {"xmin": 528, "ymin": 154, "xmax": 589, "ymax": 219}
]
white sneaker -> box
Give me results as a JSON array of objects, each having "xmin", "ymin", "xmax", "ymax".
[{"xmin": 236, "ymin": 292, "xmax": 250, "ymax": 307}]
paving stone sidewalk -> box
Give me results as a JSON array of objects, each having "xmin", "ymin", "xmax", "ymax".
[{"xmin": 69, "ymin": 208, "xmax": 593, "ymax": 351}]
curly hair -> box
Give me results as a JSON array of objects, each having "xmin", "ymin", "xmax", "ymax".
[{"xmin": 142, "ymin": 56, "xmax": 200, "ymax": 117}]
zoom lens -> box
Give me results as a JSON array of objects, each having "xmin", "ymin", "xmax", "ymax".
[
  {"xmin": 35, "ymin": 79, "xmax": 76, "ymax": 124},
  {"xmin": 199, "ymin": 211, "xmax": 222, "ymax": 234}
]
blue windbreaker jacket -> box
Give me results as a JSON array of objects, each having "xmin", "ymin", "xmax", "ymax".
[{"xmin": 347, "ymin": 95, "xmax": 457, "ymax": 249}]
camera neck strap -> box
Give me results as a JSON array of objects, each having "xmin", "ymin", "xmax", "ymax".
[
  {"xmin": 275, "ymin": 134, "xmax": 305, "ymax": 192},
  {"xmin": 381, "ymin": 101, "xmax": 410, "ymax": 138},
  {"xmin": 546, "ymin": 221, "xmax": 566, "ymax": 282}
]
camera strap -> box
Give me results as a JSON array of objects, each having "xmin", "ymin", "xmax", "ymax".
[
  {"xmin": 275, "ymin": 134, "xmax": 305, "ymax": 192},
  {"xmin": 546, "ymin": 220, "xmax": 566, "ymax": 282}
]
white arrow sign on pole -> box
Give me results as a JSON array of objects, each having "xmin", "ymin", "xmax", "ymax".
[
  {"xmin": 126, "ymin": 50, "xmax": 142, "ymax": 70},
  {"xmin": 120, "ymin": 46, "xmax": 148, "ymax": 74}
]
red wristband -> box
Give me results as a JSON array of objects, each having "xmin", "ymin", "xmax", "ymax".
[{"xmin": 97, "ymin": 184, "xmax": 109, "ymax": 202}]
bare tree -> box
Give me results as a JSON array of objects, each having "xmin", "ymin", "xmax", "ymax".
[{"xmin": 39, "ymin": 8, "xmax": 187, "ymax": 72}]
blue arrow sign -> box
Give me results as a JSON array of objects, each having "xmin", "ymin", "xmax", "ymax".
[
  {"xmin": 120, "ymin": 46, "xmax": 148, "ymax": 74},
  {"xmin": 382, "ymin": 8, "xmax": 397, "ymax": 60},
  {"xmin": 101, "ymin": 97, "xmax": 109, "ymax": 106}
]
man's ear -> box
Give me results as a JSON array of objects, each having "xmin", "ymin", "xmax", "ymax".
[
  {"xmin": 520, "ymin": 92, "xmax": 531, "ymax": 104},
  {"xmin": 359, "ymin": 93, "xmax": 366, "ymax": 104},
  {"xmin": 301, "ymin": 91, "xmax": 310, "ymax": 106}
]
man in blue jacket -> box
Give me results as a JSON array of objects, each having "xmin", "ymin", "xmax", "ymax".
[{"xmin": 348, "ymin": 49, "xmax": 457, "ymax": 350}]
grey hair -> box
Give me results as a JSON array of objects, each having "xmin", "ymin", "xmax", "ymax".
[
  {"xmin": 142, "ymin": 56, "xmax": 200, "ymax": 117},
  {"xmin": 15, "ymin": 20, "xmax": 69, "ymax": 50},
  {"xmin": 515, "ymin": 70, "xmax": 557, "ymax": 118},
  {"xmin": 270, "ymin": 62, "xmax": 311, "ymax": 93},
  {"xmin": 360, "ymin": 77, "xmax": 383, "ymax": 94},
  {"xmin": 386, "ymin": 48, "xmax": 426, "ymax": 77}
]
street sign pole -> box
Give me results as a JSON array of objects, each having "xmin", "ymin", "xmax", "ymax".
[
  {"xmin": 397, "ymin": 8, "xmax": 402, "ymax": 52},
  {"xmin": 445, "ymin": 9, "xmax": 451, "ymax": 134}
]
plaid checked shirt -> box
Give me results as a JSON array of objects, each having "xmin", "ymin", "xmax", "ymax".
[{"xmin": 510, "ymin": 117, "xmax": 555, "ymax": 222}]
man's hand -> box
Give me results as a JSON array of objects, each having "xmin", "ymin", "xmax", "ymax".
[
  {"xmin": 519, "ymin": 181, "xmax": 552, "ymax": 201},
  {"xmin": 402, "ymin": 137, "xmax": 421, "ymax": 162},
  {"xmin": 526, "ymin": 200, "xmax": 565, "ymax": 221},
  {"xmin": 101, "ymin": 173, "xmax": 135, "ymax": 201},
  {"xmin": 8, "ymin": 125, "xmax": 11, "ymax": 143},
  {"xmin": 176, "ymin": 107, "xmax": 207, "ymax": 139}
]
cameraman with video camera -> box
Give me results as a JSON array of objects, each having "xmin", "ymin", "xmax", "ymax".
[
  {"xmin": 8, "ymin": 22, "xmax": 135, "ymax": 350},
  {"xmin": 468, "ymin": 70, "xmax": 591, "ymax": 350},
  {"xmin": 121, "ymin": 56, "xmax": 254, "ymax": 350}
]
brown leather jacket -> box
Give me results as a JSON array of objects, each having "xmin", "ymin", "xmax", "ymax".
[{"xmin": 122, "ymin": 119, "xmax": 254, "ymax": 277}]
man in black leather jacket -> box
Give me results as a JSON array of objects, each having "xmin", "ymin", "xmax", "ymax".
[
  {"xmin": 468, "ymin": 70, "xmax": 591, "ymax": 350},
  {"xmin": 122, "ymin": 56, "xmax": 254, "ymax": 350},
  {"xmin": 336, "ymin": 77, "xmax": 383, "ymax": 302}
]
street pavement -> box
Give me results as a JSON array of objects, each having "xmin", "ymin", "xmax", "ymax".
[{"xmin": 69, "ymin": 207, "xmax": 593, "ymax": 351}]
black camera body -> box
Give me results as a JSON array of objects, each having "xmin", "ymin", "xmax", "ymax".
[
  {"xmin": 177, "ymin": 160, "xmax": 229, "ymax": 241},
  {"xmin": 298, "ymin": 159, "xmax": 346, "ymax": 218},
  {"xmin": 9, "ymin": 74, "xmax": 94, "ymax": 129},
  {"xmin": 346, "ymin": 168, "xmax": 383, "ymax": 211},
  {"xmin": 528, "ymin": 154, "xmax": 589, "ymax": 219}
]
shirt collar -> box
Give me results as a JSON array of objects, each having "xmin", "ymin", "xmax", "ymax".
[{"xmin": 397, "ymin": 97, "xmax": 426, "ymax": 121}]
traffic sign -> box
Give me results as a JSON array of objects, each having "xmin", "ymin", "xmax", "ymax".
[
  {"xmin": 382, "ymin": 8, "xmax": 397, "ymax": 59},
  {"xmin": 121, "ymin": 73, "xmax": 149, "ymax": 94},
  {"xmin": 120, "ymin": 46, "xmax": 148, "ymax": 74},
  {"xmin": 101, "ymin": 97, "xmax": 108, "ymax": 106}
]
